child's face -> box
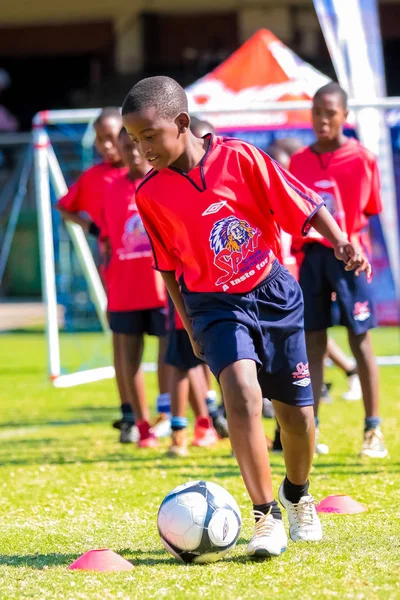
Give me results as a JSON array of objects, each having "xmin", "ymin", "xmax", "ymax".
[
  {"xmin": 123, "ymin": 107, "xmax": 188, "ymax": 171},
  {"xmin": 94, "ymin": 116, "xmax": 122, "ymax": 164},
  {"xmin": 311, "ymin": 93, "xmax": 348, "ymax": 143},
  {"xmin": 119, "ymin": 132, "xmax": 148, "ymax": 174}
]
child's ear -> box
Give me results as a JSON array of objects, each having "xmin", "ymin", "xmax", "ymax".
[{"xmin": 176, "ymin": 112, "xmax": 190, "ymax": 134}]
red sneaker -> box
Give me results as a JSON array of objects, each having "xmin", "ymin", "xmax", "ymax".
[
  {"xmin": 192, "ymin": 417, "xmax": 219, "ymax": 447},
  {"xmin": 137, "ymin": 420, "xmax": 158, "ymax": 449}
]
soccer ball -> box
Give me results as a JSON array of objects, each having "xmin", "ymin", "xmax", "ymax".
[{"xmin": 157, "ymin": 480, "xmax": 241, "ymax": 563}]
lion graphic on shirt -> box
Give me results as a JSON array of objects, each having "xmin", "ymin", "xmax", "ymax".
[{"xmin": 209, "ymin": 216, "xmax": 260, "ymax": 286}]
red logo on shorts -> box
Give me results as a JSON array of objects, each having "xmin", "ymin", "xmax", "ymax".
[
  {"xmin": 292, "ymin": 362, "xmax": 311, "ymax": 387},
  {"xmin": 353, "ymin": 301, "xmax": 371, "ymax": 322}
]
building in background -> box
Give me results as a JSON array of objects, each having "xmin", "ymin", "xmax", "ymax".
[{"xmin": 0, "ymin": 0, "xmax": 397, "ymax": 129}]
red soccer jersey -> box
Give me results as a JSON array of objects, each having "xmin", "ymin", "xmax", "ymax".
[
  {"xmin": 57, "ymin": 163, "xmax": 125, "ymax": 228},
  {"xmin": 289, "ymin": 138, "xmax": 382, "ymax": 256},
  {"xmin": 136, "ymin": 135, "xmax": 324, "ymax": 294},
  {"xmin": 101, "ymin": 174, "xmax": 166, "ymax": 312}
]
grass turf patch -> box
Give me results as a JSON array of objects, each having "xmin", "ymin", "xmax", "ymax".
[{"xmin": 0, "ymin": 329, "xmax": 399, "ymax": 599}]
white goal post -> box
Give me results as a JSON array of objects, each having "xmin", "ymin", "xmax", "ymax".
[{"xmin": 33, "ymin": 98, "xmax": 400, "ymax": 386}]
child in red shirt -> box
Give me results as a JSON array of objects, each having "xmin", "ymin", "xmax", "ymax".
[
  {"xmin": 122, "ymin": 76, "xmax": 370, "ymax": 558},
  {"xmin": 57, "ymin": 107, "xmax": 124, "ymax": 235},
  {"xmin": 101, "ymin": 128, "xmax": 168, "ymax": 448},
  {"xmin": 289, "ymin": 82, "xmax": 386, "ymax": 459}
]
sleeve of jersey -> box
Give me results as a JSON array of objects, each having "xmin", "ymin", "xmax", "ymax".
[
  {"xmin": 136, "ymin": 194, "xmax": 177, "ymax": 272},
  {"xmin": 56, "ymin": 177, "xmax": 82, "ymax": 212},
  {"xmin": 365, "ymin": 158, "xmax": 383, "ymax": 216},
  {"xmin": 253, "ymin": 148, "xmax": 325, "ymax": 236}
]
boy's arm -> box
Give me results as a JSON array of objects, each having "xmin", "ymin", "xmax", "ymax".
[
  {"xmin": 56, "ymin": 206, "xmax": 100, "ymax": 237},
  {"xmin": 309, "ymin": 206, "xmax": 371, "ymax": 278},
  {"xmin": 161, "ymin": 271, "xmax": 203, "ymax": 359}
]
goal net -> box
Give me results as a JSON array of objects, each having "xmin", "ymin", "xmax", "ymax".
[{"xmin": 33, "ymin": 109, "xmax": 114, "ymax": 388}]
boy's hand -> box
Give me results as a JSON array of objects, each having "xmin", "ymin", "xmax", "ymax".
[
  {"xmin": 334, "ymin": 239, "xmax": 372, "ymax": 279},
  {"xmin": 189, "ymin": 336, "xmax": 204, "ymax": 360}
]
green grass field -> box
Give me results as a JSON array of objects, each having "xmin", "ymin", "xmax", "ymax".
[{"xmin": 0, "ymin": 328, "xmax": 399, "ymax": 600}]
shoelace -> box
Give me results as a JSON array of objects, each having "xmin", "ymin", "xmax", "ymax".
[
  {"xmin": 363, "ymin": 429, "xmax": 381, "ymax": 448},
  {"xmin": 250, "ymin": 509, "xmax": 277, "ymax": 536},
  {"xmin": 289, "ymin": 498, "xmax": 318, "ymax": 527}
]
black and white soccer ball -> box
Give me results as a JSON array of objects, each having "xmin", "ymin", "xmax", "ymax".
[{"xmin": 157, "ymin": 480, "xmax": 242, "ymax": 563}]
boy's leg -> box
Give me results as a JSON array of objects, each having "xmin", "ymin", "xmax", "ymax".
[
  {"xmin": 326, "ymin": 337, "xmax": 355, "ymax": 374},
  {"xmin": 273, "ymin": 402, "xmax": 315, "ymax": 485},
  {"xmin": 347, "ymin": 330, "xmax": 386, "ymax": 457},
  {"xmin": 168, "ymin": 366, "xmax": 189, "ymax": 456},
  {"xmin": 112, "ymin": 332, "xmax": 137, "ymax": 442},
  {"xmin": 305, "ymin": 329, "xmax": 328, "ymax": 421},
  {"xmin": 220, "ymin": 359, "xmax": 273, "ymax": 504},
  {"xmin": 347, "ymin": 330, "xmax": 379, "ymax": 418},
  {"xmin": 115, "ymin": 332, "xmax": 149, "ymax": 422},
  {"xmin": 188, "ymin": 366, "xmax": 219, "ymax": 447},
  {"xmin": 220, "ymin": 359, "xmax": 287, "ymax": 557}
]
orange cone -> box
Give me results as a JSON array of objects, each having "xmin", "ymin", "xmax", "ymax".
[{"xmin": 69, "ymin": 549, "xmax": 134, "ymax": 572}]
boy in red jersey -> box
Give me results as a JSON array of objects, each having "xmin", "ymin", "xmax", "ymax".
[
  {"xmin": 122, "ymin": 76, "xmax": 370, "ymax": 558},
  {"xmin": 57, "ymin": 108, "xmax": 137, "ymax": 432},
  {"xmin": 165, "ymin": 297, "xmax": 219, "ymax": 456},
  {"xmin": 57, "ymin": 108, "xmax": 124, "ymax": 236},
  {"xmin": 290, "ymin": 82, "xmax": 387, "ymax": 459},
  {"xmin": 101, "ymin": 128, "xmax": 168, "ymax": 448}
]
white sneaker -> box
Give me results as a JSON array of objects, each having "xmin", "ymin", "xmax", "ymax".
[
  {"xmin": 150, "ymin": 414, "xmax": 171, "ymax": 438},
  {"xmin": 315, "ymin": 428, "xmax": 329, "ymax": 455},
  {"xmin": 343, "ymin": 374, "xmax": 362, "ymax": 401},
  {"xmin": 247, "ymin": 511, "xmax": 287, "ymax": 558},
  {"xmin": 278, "ymin": 482, "xmax": 322, "ymax": 542},
  {"xmin": 360, "ymin": 426, "xmax": 388, "ymax": 458}
]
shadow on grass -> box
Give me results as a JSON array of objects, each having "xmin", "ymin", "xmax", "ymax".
[{"xmin": 0, "ymin": 553, "xmax": 79, "ymax": 569}]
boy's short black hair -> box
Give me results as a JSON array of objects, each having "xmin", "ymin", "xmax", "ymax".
[
  {"xmin": 314, "ymin": 82, "xmax": 348, "ymax": 109},
  {"xmin": 94, "ymin": 107, "xmax": 122, "ymax": 127},
  {"xmin": 122, "ymin": 76, "xmax": 188, "ymax": 120}
]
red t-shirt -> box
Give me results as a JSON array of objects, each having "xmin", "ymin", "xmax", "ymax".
[
  {"xmin": 101, "ymin": 174, "xmax": 166, "ymax": 312},
  {"xmin": 136, "ymin": 135, "xmax": 324, "ymax": 294},
  {"xmin": 57, "ymin": 163, "xmax": 125, "ymax": 228},
  {"xmin": 289, "ymin": 138, "xmax": 382, "ymax": 256}
]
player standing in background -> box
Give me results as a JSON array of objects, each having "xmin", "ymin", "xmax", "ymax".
[
  {"xmin": 122, "ymin": 76, "xmax": 371, "ymax": 557},
  {"xmin": 289, "ymin": 82, "xmax": 387, "ymax": 458},
  {"xmin": 56, "ymin": 108, "xmax": 135, "ymax": 430},
  {"xmin": 268, "ymin": 141, "xmax": 361, "ymax": 454},
  {"xmin": 101, "ymin": 128, "xmax": 168, "ymax": 448}
]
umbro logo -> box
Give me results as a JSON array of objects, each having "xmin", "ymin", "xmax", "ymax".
[
  {"xmin": 202, "ymin": 201, "xmax": 227, "ymax": 216},
  {"xmin": 292, "ymin": 378, "xmax": 311, "ymax": 387}
]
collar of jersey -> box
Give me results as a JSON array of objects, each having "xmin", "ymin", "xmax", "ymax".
[{"xmin": 168, "ymin": 133, "xmax": 214, "ymax": 192}]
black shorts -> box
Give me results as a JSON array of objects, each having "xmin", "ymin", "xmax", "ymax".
[
  {"xmin": 182, "ymin": 260, "xmax": 313, "ymax": 407},
  {"xmin": 109, "ymin": 307, "xmax": 167, "ymax": 336},
  {"xmin": 299, "ymin": 243, "xmax": 376, "ymax": 334},
  {"xmin": 165, "ymin": 329, "xmax": 204, "ymax": 371}
]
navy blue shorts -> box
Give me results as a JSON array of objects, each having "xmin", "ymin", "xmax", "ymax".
[
  {"xmin": 108, "ymin": 307, "xmax": 167, "ymax": 336},
  {"xmin": 299, "ymin": 244, "xmax": 376, "ymax": 334},
  {"xmin": 181, "ymin": 260, "xmax": 313, "ymax": 407},
  {"xmin": 165, "ymin": 329, "xmax": 204, "ymax": 371}
]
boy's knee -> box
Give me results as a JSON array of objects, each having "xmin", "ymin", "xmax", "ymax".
[
  {"xmin": 277, "ymin": 404, "xmax": 314, "ymax": 435},
  {"xmin": 224, "ymin": 379, "xmax": 262, "ymax": 420}
]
